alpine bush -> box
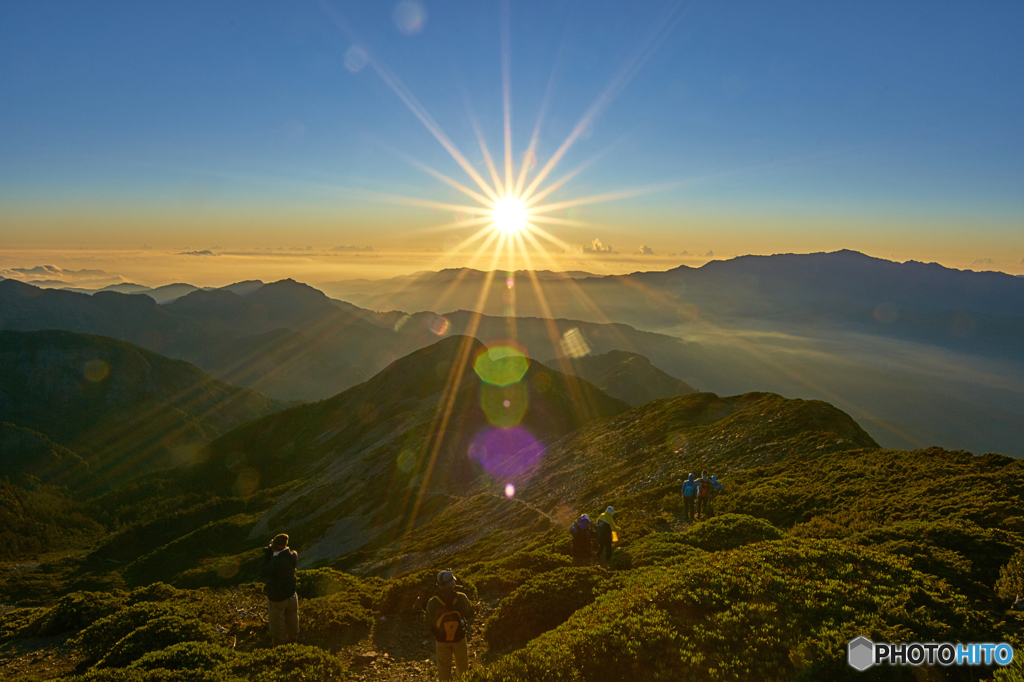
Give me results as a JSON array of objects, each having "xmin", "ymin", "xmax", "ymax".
[
  {"xmin": 128, "ymin": 641, "xmax": 238, "ymax": 672},
  {"xmin": 482, "ymin": 566, "xmax": 618, "ymax": 652},
  {"xmin": 25, "ymin": 590, "xmax": 124, "ymax": 637},
  {"xmin": 96, "ymin": 615, "xmax": 224, "ymax": 669},
  {"xmin": 376, "ymin": 568, "xmax": 478, "ymax": 615},
  {"xmin": 468, "ymin": 538, "xmax": 995, "ymax": 682}
]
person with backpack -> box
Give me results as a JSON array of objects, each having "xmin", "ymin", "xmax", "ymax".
[
  {"xmin": 708, "ymin": 475, "xmax": 725, "ymax": 515},
  {"xmin": 595, "ymin": 506, "xmax": 619, "ymax": 565},
  {"xmin": 258, "ymin": 533, "xmax": 299, "ymax": 646},
  {"xmin": 681, "ymin": 474, "xmax": 697, "ymax": 522},
  {"xmin": 695, "ymin": 470, "xmax": 711, "ymax": 520},
  {"xmin": 425, "ymin": 570, "xmax": 474, "ymax": 680},
  {"xmin": 569, "ymin": 513, "xmax": 595, "ymax": 566}
]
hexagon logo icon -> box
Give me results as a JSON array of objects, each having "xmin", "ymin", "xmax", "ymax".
[{"xmin": 848, "ymin": 636, "xmax": 874, "ymax": 671}]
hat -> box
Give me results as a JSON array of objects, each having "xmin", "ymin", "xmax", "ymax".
[
  {"xmin": 606, "ymin": 506, "xmax": 615, "ymax": 514},
  {"xmin": 436, "ymin": 570, "xmax": 456, "ymax": 587},
  {"xmin": 271, "ymin": 533, "xmax": 289, "ymax": 550},
  {"xmin": 578, "ymin": 516, "xmax": 590, "ymax": 529}
]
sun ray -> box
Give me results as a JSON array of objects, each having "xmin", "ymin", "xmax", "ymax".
[
  {"xmin": 520, "ymin": 222, "xmax": 574, "ymax": 252},
  {"xmin": 420, "ymin": 215, "xmax": 495, "ymax": 235},
  {"xmin": 528, "ymin": 180, "xmax": 683, "ymax": 214},
  {"xmin": 513, "ymin": 48, "xmax": 561, "ymax": 199},
  {"xmin": 469, "ymin": 113, "xmax": 504, "ymax": 196},
  {"xmin": 397, "ymin": 152, "xmax": 496, "ymax": 207},
  {"xmin": 524, "ymin": 215, "xmax": 603, "ymax": 229},
  {"xmin": 501, "ymin": 0, "xmax": 514, "ymax": 197},
  {"xmin": 521, "ymin": 2, "xmax": 691, "ymax": 201},
  {"xmin": 358, "ymin": 190, "xmax": 493, "ymax": 215}
]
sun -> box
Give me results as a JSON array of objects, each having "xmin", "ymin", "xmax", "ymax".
[{"xmin": 491, "ymin": 197, "xmax": 528, "ymax": 234}]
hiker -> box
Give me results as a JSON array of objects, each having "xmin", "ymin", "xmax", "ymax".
[
  {"xmin": 708, "ymin": 475, "xmax": 725, "ymax": 516},
  {"xmin": 259, "ymin": 533, "xmax": 299, "ymax": 646},
  {"xmin": 681, "ymin": 474, "xmax": 697, "ymax": 522},
  {"xmin": 695, "ymin": 470, "xmax": 711, "ymax": 520},
  {"xmin": 426, "ymin": 570, "xmax": 474, "ymax": 680},
  {"xmin": 569, "ymin": 513, "xmax": 595, "ymax": 566},
  {"xmin": 595, "ymin": 506, "xmax": 619, "ymax": 565}
]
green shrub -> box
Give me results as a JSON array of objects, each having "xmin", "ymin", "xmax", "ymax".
[
  {"xmin": 67, "ymin": 669, "xmax": 227, "ymax": 682},
  {"xmin": 465, "ymin": 547, "xmax": 573, "ymax": 596},
  {"xmin": 73, "ymin": 602, "xmax": 186, "ymax": 663},
  {"xmin": 294, "ymin": 568, "xmax": 383, "ymax": 610},
  {"xmin": 226, "ymin": 644, "xmax": 347, "ymax": 681},
  {"xmin": 996, "ymin": 549, "xmax": 1024, "ymax": 602},
  {"xmin": 301, "ymin": 594, "xmax": 375, "ymax": 645},
  {"xmin": 96, "ymin": 615, "xmax": 224, "ymax": 669},
  {"xmin": 468, "ymin": 538, "xmax": 995, "ymax": 682},
  {"xmin": 682, "ymin": 513, "xmax": 785, "ymax": 551},
  {"xmin": 0, "ymin": 605, "xmax": 45, "ymax": 641},
  {"xmin": 376, "ymin": 568, "xmax": 477, "ymax": 615},
  {"xmin": 128, "ymin": 641, "xmax": 238, "ymax": 672},
  {"xmin": 26, "ymin": 590, "xmax": 124, "ymax": 637},
  {"xmin": 125, "ymin": 583, "xmax": 183, "ymax": 605},
  {"xmin": 610, "ymin": 533, "xmax": 705, "ymax": 570},
  {"xmin": 482, "ymin": 566, "xmax": 617, "ymax": 652},
  {"xmin": 295, "ymin": 568, "xmax": 358, "ymax": 599}
]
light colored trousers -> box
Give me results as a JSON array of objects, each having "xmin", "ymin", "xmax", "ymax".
[
  {"xmin": 436, "ymin": 637, "xmax": 469, "ymax": 680},
  {"xmin": 268, "ymin": 594, "xmax": 299, "ymax": 645}
]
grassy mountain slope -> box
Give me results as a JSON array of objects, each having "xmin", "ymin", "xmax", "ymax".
[
  {"xmin": 1, "ymin": 334, "xmax": 1022, "ymax": 681},
  {"xmin": 549, "ymin": 349, "xmax": 696, "ymax": 406},
  {"xmin": 0, "ymin": 329, "xmax": 284, "ymax": 489},
  {"xmin": 185, "ymin": 335, "xmax": 628, "ymax": 576}
]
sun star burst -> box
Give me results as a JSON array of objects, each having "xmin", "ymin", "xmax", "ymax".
[{"xmin": 492, "ymin": 197, "xmax": 528, "ymax": 235}]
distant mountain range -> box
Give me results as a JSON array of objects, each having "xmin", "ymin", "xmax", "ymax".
[{"xmin": 1, "ymin": 250, "xmax": 1021, "ymax": 456}]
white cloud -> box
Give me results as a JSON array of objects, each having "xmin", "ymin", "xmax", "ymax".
[
  {"xmin": 331, "ymin": 245, "xmax": 375, "ymax": 252},
  {"xmin": 704, "ymin": 250, "xmax": 714, "ymax": 257},
  {"xmin": 178, "ymin": 250, "xmax": 218, "ymax": 256},
  {"xmin": 635, "ymin": 245, "xmax": 655, "ymax": 255},
  {"xmin": 582, "ymin": 238, "xmax": 618, "ymax": 255},
  {"xmin": 970, "ymin": 258, "xmax": 995, "ymax": 268}
]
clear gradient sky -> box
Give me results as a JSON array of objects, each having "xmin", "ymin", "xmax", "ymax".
[{"xmin": 2, "ymin": 0, "xmax": 1023, "ymax": 284}]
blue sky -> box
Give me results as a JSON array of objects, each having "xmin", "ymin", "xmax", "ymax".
[{"xmin": 1, "ymin": 0, "xmax": 1022, "ymax": 273}]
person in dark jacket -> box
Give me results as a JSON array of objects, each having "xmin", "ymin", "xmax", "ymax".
[
  {"xmin": 569, "ymin": 514, "xmax": 595, "ymax": 566},
  {"xmin": 258, "ymin": 533, "xmax": 298, "ymax": 645},
  {"xmin": 695, "ymin": 470, "xmax": 711, "ymax": 520}
]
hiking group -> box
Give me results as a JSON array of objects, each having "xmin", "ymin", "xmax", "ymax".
[
  {"xmin": 569, "ymin": 506, "xmax": 619, "ymax": 566},
  {"xmin": 681, "ymin": 470, "xmax": 724, "ymax": 523},
  {"xmin": 255, "ymin": 476, "xmax": 723, "ymax": 677}
]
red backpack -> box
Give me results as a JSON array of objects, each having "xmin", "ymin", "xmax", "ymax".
[{"xmin": 697, "ymin": 479, "xmax": 710, "ymax": 497}]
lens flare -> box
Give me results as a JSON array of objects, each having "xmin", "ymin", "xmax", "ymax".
[
  {"xmin": 473, "ymin": 344, "xmax": 530, "ymax": 386},
  {"xmin": 504, "ymin": 483, "xmax": 516, "ymax": 498},
  {"xmin": 468, "ymin": 427, "xmax": 544, "ymax": 479},
  {"xmin": 481, "ymin": 382, "xmax": 528, "ymax": 428}
]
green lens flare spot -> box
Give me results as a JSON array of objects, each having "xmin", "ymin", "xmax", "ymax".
[
  {"xmin": 397, "ymin": 449, "xmax": 417, "ymax": 474},
  {"xmin": 474, "ymin": 345, "xmax": 530, "ymax": 386},
  {"xmin": 481, "ymin": 382, "xmax": 529, "ymax": 428}
]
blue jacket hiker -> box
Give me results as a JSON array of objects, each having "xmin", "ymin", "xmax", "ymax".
[
  {"xmin": 681, "ymin": 474, "xmax": 697, "ymax": 523},
  {"xmin": 425, "ymin": 570, "xmax": 474, "ymax": 681}
]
